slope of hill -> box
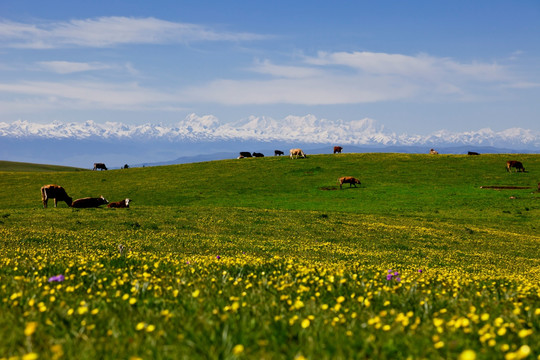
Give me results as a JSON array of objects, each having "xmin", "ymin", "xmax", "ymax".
[
  {"xmin": 0, "ymin": 160, "xmax": 86, "ymax": 172},
  {"xmin": 0, "ymin": 153, "xmax": 538, "ymax": 359},
  {"xmin": 1, "ymin": 153, "xmax": 538, "ymax": 231}
]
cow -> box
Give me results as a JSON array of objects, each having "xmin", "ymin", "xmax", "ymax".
[
  {"xmin": 108, "ymin": 198, "xmax": 131, "ymax": 208},
  {"xmin": 123, "ymin": 164, "xmax": 129, "ymax": 169},
  {"xmin": 93, "ymin": 163, "xmax": 108, "ymax": 171},
  {"xmin": 71, "ymin": 196, "xmax": 109, "ymax": 208},
  {"xmin": 429, "ymin": 149, "xmax": 439, "ymax": 155},
  {"xmin": 274, "ymin": 150, "xmax": 284, "ymax": 156},
  {"xmin": 338, "ymin": 176, "xmax": 361, "ymax": 189},
  {"xmin": 253, "ymin": 152, "xmax": 264, "ymax": 157},
  {"xmin": 333, "ymin": 146, "xmax": 343, "ymax": 154},
  {"xmin": 239, "ymin": 152, "xmax": 252, "ymax": 158},
  {"xmin": 41, "ymin": 184, "xmax": 73, "ymax": 208},
  {"xmin": 290, "ymin": 148, "xmax": 306, "ymax": 159},
  {"xmin": 468, "ymin": 151, "xmax": 480, "ymax": 156},
  {"xmin": 506, "ymin": 160, "xmax": 525, "ymax": 172}
]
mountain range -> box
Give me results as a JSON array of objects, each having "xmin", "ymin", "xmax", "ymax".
[
  {"xmin": 2, "ymin": 114, "xmax": 540, "ymax": 148},
  {"xmin": 0, "ymin": 114, "xmax": 538, "ymax": 167}
]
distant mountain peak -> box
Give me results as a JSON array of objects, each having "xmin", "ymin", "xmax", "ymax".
[{"xmin": 0, "ymin": 114, "xmax": 539, "ymax": 149}]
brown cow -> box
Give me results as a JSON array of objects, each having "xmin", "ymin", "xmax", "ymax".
[
  {"xmin": 506, "ymin": 160, "xmax": 525, "ymax": 172},
  {"xmin": 333, "ymin": 146, "xmax": 343, "ymax": 154},
  {"xmin": 290, "ymin": 148, "xmax": 306, "ymax": 159},
  {"xmin": 41, "ymin": 184, "xmax": 73, "ymax": 208},
  {"xmin": 93, "ymin": 163, "xmax": 108, "ymax": 170},
  {"xmin": 107, "ymin": 198, "xmax": 131, "ymax": 208},
  {"xmin": 71, "ymin": 196, "xmax": 109, "ymax": 208},
  {"xmin": 338, "ymin": 176, "xmax": 361, "ymax": 189},
  {"xmin": 429, "ymin": 149, "xmax": 439, "ymax": 155}
]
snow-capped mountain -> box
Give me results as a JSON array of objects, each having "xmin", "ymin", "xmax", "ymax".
[{"xmin": 2, "ymin": 114, "xmax": 539, "ymax": 149}]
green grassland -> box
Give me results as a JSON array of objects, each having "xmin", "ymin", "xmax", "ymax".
[
  {"xmin": 0, "ymin": 153, "xmax": 538, "ymax": 359},
  {"xmin": 0, "ymin": 161, "xmax": 85, "ymax": 173}
]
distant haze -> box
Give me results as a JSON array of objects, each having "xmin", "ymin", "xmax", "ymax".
[{"xmin": 1, "ymin": 114, "xmax": 538, "ymax": 168}]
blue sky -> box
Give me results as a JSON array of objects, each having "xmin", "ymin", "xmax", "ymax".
[{"xmin": 1, "ymin": 0, "xmax": 539, "ymax": 135}]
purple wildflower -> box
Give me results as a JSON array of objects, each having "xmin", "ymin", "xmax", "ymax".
[
  {"xmin": 48, "ymin": 274, "xmax": 65, "ymax": 283},
  {"xmin": 386, "ymin": 274, "xmax": 393, "ymax": 281},
  {"xmin": 418, "ymin": 269, "xmax": 423, "ymax": 273},
  {"xmin": 216, "ymin": 255, "xmax": 221, "ymax": 260}
]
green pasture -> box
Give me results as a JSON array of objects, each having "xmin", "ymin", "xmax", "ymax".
[{"xmin": 0, "ymin": 154, "xmax": 538, "ymax": 359}]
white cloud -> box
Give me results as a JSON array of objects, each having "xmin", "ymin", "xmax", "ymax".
[
  {"xmin": 250, "ymin": 59, "xmax": 323, "ymax": 78},
  {"xmin": 0, "ymin": 17, "xmax": 268, "ymax": 49},
  {"xmin": 0, "ymin": 80, "xmax": 178, "ymax": 110},
  {"xmin": 183, "ymin": 75, "xmax": 416, "ymax": 105},
  {"xmin": 182, "ymin": 51, "xmax": 517, "ymax": 105},
  {"xmin": 37, "ymin": 61, "xmax": 113, "ymax": 74},
  {"xmin": 306, "ymin": 51, "xmax": 507, "ymax": 81}
]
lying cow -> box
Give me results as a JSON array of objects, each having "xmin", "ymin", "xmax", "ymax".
[
  {"xmin": 253, "ymin": 152, "xmax": 264, "ymax": 157},
  {"xmin": 468, "ymin": 151, "xmax": 480, "ymax": 155},
  {"xmin": 71, "ymin": 196, "xmax": 109, "ymax": 208},
  {"xmin": 41, "ymin": 184, "xmax": 73, "ymax": 208},
  {"xmin": 239, "ymin": 152, "xmax": 252, "ymax": 158},
  {"xmin": 274, "ymin": 150, "xmax": 284, "ymax": 156},
  {"xmin": 338, "ymin": 176, "xmax": 361, "ymax": 189},
  {"xmin": 506, "ymin": 160, "xmax": 525, "ymax": 172},
  {"xmin": 334, "ymin": 146, "xmax": 343, "ymax": 154},
  {"xmin": 107, "ymin": 198, "xmax": 131, "ymax": 208},
  {"xmin": 429, "ymin": 149, "xmax": 439, "ymax": 155},
  {"xmin": 93, "ymin": 163, "xmax": 108, "ymax": 171}
]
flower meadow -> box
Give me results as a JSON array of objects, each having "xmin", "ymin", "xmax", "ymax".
[
  {"xmin": 0, "ymin": 154, "xmax": 538, "ymax": 359},
  {"xmin": 0, "ymin": 205, "xmax": 538, "ymax": 360}
]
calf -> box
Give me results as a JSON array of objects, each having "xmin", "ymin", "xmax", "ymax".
[
  {"xmin": 41, "ymin": 184, "xmax": 72, "ymax": 208},
  {"xmin": 252, "ymin": 152, "xmax": 264, "ymax": 157},
  {"xmin": 71, "ymin": 196, "xmax": 109, "ymax": 208},
  {"xmin": 274, "ymin": 150, "xmax": 284, "ymax": 156},
  {"xmin": 506, "ymin": 160, "xmax": 525, "ymax": 172},
  {"xmin": 108, "ymin": 198, "xmax": 131, "ymax": 208},
  {"xmin": 93, "ymin": 163, "xmax": 108, "ymax": 171},
  {"xmin": 338, "ymin": 176, "xmax": 361, "ymax": 189}
]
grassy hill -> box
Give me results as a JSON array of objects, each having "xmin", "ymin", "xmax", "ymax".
[
  {"xmin": 0, "ymin": 153, "xmax": 538, "ymax": 359},
  {"xmin": 1, "ymin": 153, "xmax": 538, "ymax": 227},
  {"xmin": 0, "ymin": 160, "xmax": 86, "ymax": 172}
]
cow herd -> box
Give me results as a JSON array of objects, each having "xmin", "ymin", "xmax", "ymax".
[
  {"xmin": 41, "ymin": 184, "xmax": 131, "ymax": 209},
  {"xmin": 42, "ymin": 149, "xmax": 531, "ymax": 208}
]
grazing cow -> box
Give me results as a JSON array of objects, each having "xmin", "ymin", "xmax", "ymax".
[
  {"xmin": 290, "ymin": 148, "xmax": 306, "ymax": 159},
  {"xmin": 429, "ymin": 149, "xmax": 439, "ymax": 155},
  {"xmin": 338, "ymin": 176, "xmax": 361, "ymax": 189},
  {"xmin": 506, "ymin": 160, "xmax": 525, "ymax": 172},
  {"xmin": 239, "ymin": 152, "xmax": 252, "ymax": 158},
  {"xmin": 468, "ymin": 151, "xmax": 480, "ymax": 156},
  {"xmin": 41, "ymin": 184, "xmax": 73, "ymax": 208},
  {"xmin": 93, "ymin": 163, "xmax": 108, "ymax": 171},
  {"xmin": 333, "ymin": 146, "xmax": 343, "ymax": 154},
  {"xmin": 108, "ymin": 198, "xmax": 131, "ymax": 208},
  {"xmin": 253, "ymin": 152, "xmax": 264, "ymax": 157},
  {"xmin": 71, "ymin": 196, "xmax": 109, "ymax": 208},
  {"xmin": 274, "ymin": 150, "xmax": 284, "ymax": 156}
]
